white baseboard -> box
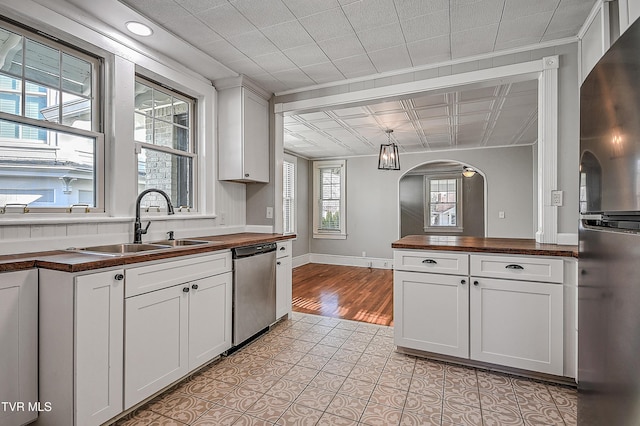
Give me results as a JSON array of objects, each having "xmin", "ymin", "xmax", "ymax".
[
  {"xmin": 557, "ymin": 233, "xmax": 578, "ymax": 245},
  {"xmin": 308, "ymin": 253, "xmax": 394, "ymax": 269},
  {"xmin": 292, "ymin": 254, "xmax": 311, "ymax": 268}
]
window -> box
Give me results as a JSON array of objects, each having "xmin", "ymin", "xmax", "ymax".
[
  {"xmin": 425, "ymin": 177, "xmax": 462, "ymax": 232},
  {"xmin": 134, "ymin": 76, "xmax": 196, "ymax": 210},
  {"xmin": 313, "ymin": 160, "xmax": 346, "ymax": 239},
  {"xmin": 283, "ymin": 155, "xmax": 296, "ymax": 234},
  {"xmin": 0, "ymin": 21, "xmax": 103, "ymax": 212}
]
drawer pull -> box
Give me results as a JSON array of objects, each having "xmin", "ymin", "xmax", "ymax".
[
  {"xmin": 460, "ymin": 279, "xmax": 466, "ymax": 285},
  {"xmin": 280, "ymin": 246, "xmax": 286, "ymax": 251},
  {"xmin": 473, "ymin": 280, "xmax": 479, "ymax": 286},
  {"xmin": 183, "ymin": 287, "xmax": 190, "ymax": 293},
  {"xmin": 114, "ymin": 273, "xmax": 124, "ymax": 281},
  {"xmin": 422, "ymin": 259, "xmax": 437, "ymax": 264},
  {"xmin": 505, "ymin": 264, "xmax": 524, "ymax": 270},
  {"xmin": 191, "ymin": 284, "xmax": 199, "ymax": 290}
]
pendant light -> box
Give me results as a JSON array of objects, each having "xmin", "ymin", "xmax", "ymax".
[{"xmin": 378, "ymin": 129, "xmax": 400, "ymax": 170}]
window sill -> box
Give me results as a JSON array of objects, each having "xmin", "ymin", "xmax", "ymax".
[
  {"xmin": 423, "ymin": 227, "xmax": 464, "ymax": 233},
  {"xmin": 0, "ymin": 213, "xmax": 218, "ymax": 226},
  {"xmin": 313, "ymin": 233, "xmax": 347, "ymax": 240}
]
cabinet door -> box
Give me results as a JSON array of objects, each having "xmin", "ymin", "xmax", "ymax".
[
  {"xmin": 470, "ymin": 277, "xmax": 563, "ymax": 375},
  {"xmin": 75, "ymin": 270, "xmax": 124, "ymax": 426},
  {"xmin": 124, "ymin": 285, "xmax": 189, "ymax": 409},
  {"xmin": 188, "ymin": 273, "xmax": 232, "ymax": 370},
  {"xmin": 0, "ymin": 270, "xmax": 37, "ymax": 426},
  {"xmin": 243, "ymin": 88, "xmax": 269, "ymax": 182},
  {"xmin": 394, "ymin": 270, "xmax": 469, "ymax": 358},
  {"xmin": 276, "ymin": 256, "xmax": 292, "ymax": 319}
]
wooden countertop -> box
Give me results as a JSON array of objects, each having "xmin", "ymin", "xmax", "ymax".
[
  {"xmin": 392, "ymin": 235, "xmax": 578, "ymax": 258},
  {"xmin": 0, "ymin": 233, "xmax": 295, "ymax": 273}
]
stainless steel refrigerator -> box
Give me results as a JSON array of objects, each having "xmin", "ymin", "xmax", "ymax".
[{"xmin": 578, "ymin": 17, "xmax": 640, "ymax": 426}]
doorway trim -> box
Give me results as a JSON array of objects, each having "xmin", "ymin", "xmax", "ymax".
[{"xmin": 274, "ymin": 56, "xmax": 560, "ymax": 244}]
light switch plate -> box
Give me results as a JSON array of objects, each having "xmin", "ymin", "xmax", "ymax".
[{"xmin": 266, "ymin": 207, "xmax": 273, "ymax": 219}]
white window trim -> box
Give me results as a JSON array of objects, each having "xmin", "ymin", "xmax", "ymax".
[
  {"xmin": 313, "ymin": 159, "xmax": 346, "ymax": 239},
  {"xmin": 283, "ymin": 153, "xmax": 297, "ymax": 235},
  {"xmin": 424, "ymin": 175, "xmax": 463, "ymax": 233}
]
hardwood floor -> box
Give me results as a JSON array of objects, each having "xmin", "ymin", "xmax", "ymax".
[{"xmin": 292, "ymin": 263, "xmax": 394, "ymax": 326}]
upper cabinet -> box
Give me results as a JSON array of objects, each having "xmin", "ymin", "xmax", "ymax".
[{"xmin": 217, "ymin": 80, "xmax": 270, "ymax": 183}]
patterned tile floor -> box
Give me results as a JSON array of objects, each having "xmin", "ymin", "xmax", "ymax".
[{"xmin": 114, "ymin": 312, "xmax": 577, "ymax": 426}]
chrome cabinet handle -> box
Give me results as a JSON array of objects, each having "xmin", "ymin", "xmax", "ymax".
[
  {"xmin": 114, "ymin": 273, "xmax": 124, "ymax": 281},
  {"xmin": 505, "ymin": 264, "xmax": 524, "ymax": 270},
  {"xmin": 422, "ymin": 259, "xmax": 437, "ymax": 264}
]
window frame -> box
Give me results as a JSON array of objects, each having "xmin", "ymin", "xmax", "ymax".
[
  {"xmin": 313, "ymin": 159, "xmax": 346, "ymax": 239},
  {"xmin": 134, "ymin": 75, "xmax": 197, "ymax": 213},
  {"xmin": 283, "ymin": 153, "xmax": 296, "ymax": 235},
  {"xmin": 0, "ymin": 19, "xmax": 104, "ymax": 214},
  {"xmin": 424, "ymin": 175, "xmax": 463, "ymax": 233}
]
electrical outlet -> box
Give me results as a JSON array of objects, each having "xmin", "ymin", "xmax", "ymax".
[
  {"xmin": 551, "ymin": 190, "xmax": 563, "ymax": 206},
  {"xmin": 219, "ymin": 212, "xmax": 225, "ymax": 225},
  {"xmin": 266, "ymin": 207, "xmax": 273, "ymax": 219}
]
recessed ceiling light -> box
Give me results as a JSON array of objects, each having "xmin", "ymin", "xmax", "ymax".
[{"xmin": 125, "ymin": 21, "xmax": 153, "ymax": 37}]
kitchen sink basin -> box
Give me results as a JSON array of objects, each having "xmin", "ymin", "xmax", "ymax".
[
  {"xmin": 74, "ymin": 243, "xmax": 171, "ymax": 255},
  {"xmin": 150, "ymin": 239, "xmax": 212, "ymax": 247}
]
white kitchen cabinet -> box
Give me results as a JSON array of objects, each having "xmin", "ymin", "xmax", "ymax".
[
  {"xmin": 188, "ymin": 273, "xmax": 232, "ymax": 370},
  {"xmin": 124, "ymin": 253, "xmax": 232, "ymax": 409},
  {"xmin": 0, "ymin": 269, "xmax": 38, "ymax": 426},
  {"xmin": 393, "ymin": 249, "xmax": 568, "ymax": 376},
  {"xmin": 38, "ymin": 268, "xmax": 124, "ymax": 426},
  {"xmin": 394, "ymin": 270, "xmax": 469, "ymax": 358},
  {"xmin": 276, "ymin": 240, "xmax": 292, "ymax": 320},
  {"xmin": 469, "ymin": 276, "xmax": 563, "ymax": 375},
  {"xmin": 124, "ymin": 283, "xmax": 189, "ymax": 409},
  {"xmin": 218, "ymin": 85, "xmax": 269, "ymax": 183}
]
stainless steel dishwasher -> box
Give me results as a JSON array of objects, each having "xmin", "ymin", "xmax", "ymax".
[{"xmin": 232, "ymin": 242, "xmax": 277, "ymax": 346}]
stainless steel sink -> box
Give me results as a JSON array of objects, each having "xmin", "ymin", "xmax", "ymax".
[
  {"xmin": 75, "ymin": 243, "xmax": 171, "ymax": 256},
  {"xmin": 150, "ymin": 239, "xmax": 212, "ymax": 247}
]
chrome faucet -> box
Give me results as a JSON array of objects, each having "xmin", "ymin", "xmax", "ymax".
[{"xmin": 134, "ymin": 189, "xmax": 175, "ymax": 244}]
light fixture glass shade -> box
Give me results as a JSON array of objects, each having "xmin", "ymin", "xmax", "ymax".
[
  {"xmin": 462, "ymin": 166, "xmax": 476, "ymax": 178},
  {"xmin": 126, "ymin": 21, "xmax": 153, "ymax": 36},
  {"xmin": 378, "ymin": 129, "xmax": 400, "ymax": 170}
]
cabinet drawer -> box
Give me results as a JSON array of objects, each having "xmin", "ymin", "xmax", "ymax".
[
  {"xmin": 276, "ymin": 240, "xmax": 292, "ymax": 259},
  {"xmin": 470, "ymin": 254, "xmax": 563, "ymax": 283},
  {"xmin": 394, "ymin": 250, "xmax": 468, "ymax": 275},
  {"xmin": 125, "ymin": 251, "xmax": 232, "ymax": 298}
]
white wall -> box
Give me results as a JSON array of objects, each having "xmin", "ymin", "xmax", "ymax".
[
  {"xmin": 0, "ymin": 0, "xmax": 246, "ymax": 255},
  {"xmin": 310, "ymin": 145, "xmax": 535, "ymax": 260}
]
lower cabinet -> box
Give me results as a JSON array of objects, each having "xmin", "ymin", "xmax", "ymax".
[
  {"xmin": 0, "ymin": 269, "xmax": 38, "ymax": 426},
  {"xmin": 124, "ymin": 272, "xmax": 232, "ymax": 409},
  {"xmin": 276, "ymin": 243, "xmax": 292, "ymax": 320},
  {"xmin": 470, "ymin": 277, "xmax": 564, "ymax": 375},
  {"xmin": 394, "ymin": 270, "xmax": 468, "ymax": 358},
  {"xmin": 38, "ymin": 268, "xmax": 124, "ymax": 426},
  {"xmin": 394, "ymin": 250, "xmax": 566, "ymax": 376}
]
